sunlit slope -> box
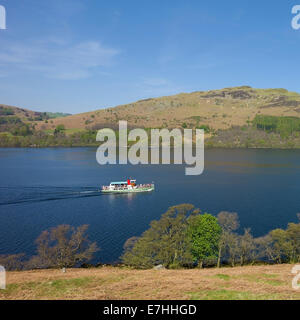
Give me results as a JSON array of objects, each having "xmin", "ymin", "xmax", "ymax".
[{"xmin": 34, "ymin": 86, "xmax": 300, "ymax": 131}]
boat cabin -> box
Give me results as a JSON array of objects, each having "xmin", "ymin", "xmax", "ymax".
[{"xmin": 109, "ymin": 179, "xmax": 136, "ymax": 190}]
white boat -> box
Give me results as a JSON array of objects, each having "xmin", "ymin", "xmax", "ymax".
[{"xmin": 101, "ymin": 179, "xmax": 155, "ymax": 194}]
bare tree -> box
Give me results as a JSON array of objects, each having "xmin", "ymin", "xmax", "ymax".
[
  {"xmin": 217, "ymin": 212, "xmax": 240, "ymax": 267},
  {"xmin": 28, "ymin": 225, "xmax": 99, "ymax": 269},
  {"xmin": 236, "ymin": 229, "xmax": 256, "ymax": 266},
  {"xmin": 227, "ymin": 233, "xmax": 240, "ymax": 267},
  {"xmin": 0, "ymin": 254, "xmax": 25, "ymax": 271},
  {"xmin": 255, "ymin": 235, "xmax": 274, "ymax": 262}
]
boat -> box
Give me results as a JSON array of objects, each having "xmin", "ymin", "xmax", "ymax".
[{"xmin": 101, "ymin": 179, "xmax": 155, "ymax": 194}]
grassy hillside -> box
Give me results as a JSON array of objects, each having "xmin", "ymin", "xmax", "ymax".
[
  {"xmin": 2, "ymin": 86, "xmax": 300, "ymax": 148},
  {"xmin": 33, "ymin": 86, "xmax": 300, "ymax": 132},
  {"xmin": 0, "ymin": 105, "xmax": 70, "ymax": 122},
  {"xmin": 1, "ymin": 264, "xmax": 299, "ymax": 300},
  {"xmin": 0, "ymin": 104, "xmax": 70, "ymax": 133}
]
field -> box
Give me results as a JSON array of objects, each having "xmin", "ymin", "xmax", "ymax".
[{"xmin": 1, "ymin": 264, "xmax": 299, "ymax": 300}]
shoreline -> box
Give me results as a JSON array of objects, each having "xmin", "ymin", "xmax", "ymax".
[{"xmin": 1, "ymin": 145, "xmax": 300, "ymax": 150}]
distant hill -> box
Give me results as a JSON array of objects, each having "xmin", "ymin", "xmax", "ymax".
[
  {"xmin": 0, "ymin": 105, "xmax": 70, "ymax": 122},
  {"xmin": 32, "ymin": 86, "xmax": 300, "ymax": 132},
  {"xmin": 0, "ymin": 104, "xmax": 42, "ymax": 122},
  {"xmin": 0, "ymin": 104, "xmax": 71, "ymax": 133}
]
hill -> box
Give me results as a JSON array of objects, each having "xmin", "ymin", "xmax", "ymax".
[
  {"xmin": 3, "ymin": 86, "xmax": 300, "ymax": 148},
  {"xmin": 33, "ymin": 86, "xmax": 300, "ymax": 132},
  {"xmin": 0, "ymin": 264, "xmax": 299, "ymax": 300},
  {"xmin": 0, "ymin": 104, "xmax": 70, "ymax": 122}
]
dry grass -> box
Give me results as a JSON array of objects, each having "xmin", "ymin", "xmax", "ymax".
[{"xmin": 1, "ymin": 264, "xmax": 299, "ymax": 300}]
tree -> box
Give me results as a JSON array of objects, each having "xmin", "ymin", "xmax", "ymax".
[
  {"xmin": 187, "ymin": 214, "xmax": 222, "ymax": 268},
  {"xmin": 122, "ymin": 204, "xmax": 198, "ymax": 269},
  {"xmin": 286, "ymin": 222, "xmax": 300, "ymax": 263},
  {"xmin": 226, "ymin": 232, "xmax": 240, "ymax": 267},
  {"xmin": 255, "ymin": 235, "xmax": 274, "ymax": 262},
  {"xmin": 0, "ymin": 254, "xmax": 25, "ymax": 271},
  {"xmin": 123, "ymin": 237, "xmax": 140, "ymax": 252},
  {"xmin": 236, "ymin": 229, "xmax": 257, "ymax": 266},
  {"xmin": 12, "ymin": 124, "xmax": 33, "ymax": 136},
  {"xmin": 28, "ymin": 225, "xmax": 99, "ymax": 269},
  {"xmin": 217, "ymin": 212, "xmax": 240, "ymax": 267},
  {"xmin": 268, "ymin": 228, "xmax": 293, "ymax": 264},
  {"xmin": 54, "ymin": 124, "xmax": 65, "ymax": 136}
]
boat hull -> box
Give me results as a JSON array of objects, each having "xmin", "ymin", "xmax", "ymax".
[{"xmin": 101, "ymin": 186, "xmax": 154, "ymax": 194}]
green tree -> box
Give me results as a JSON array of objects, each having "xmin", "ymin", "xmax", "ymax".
[
  {"xmin": 54, "ymin": 124, "xmax": 66, "ymax": 136},
  {"xmin": 187, "ymin": 214, "xmax": 222, "ymax": 268},
  {"xmin": 122, "ymin": 204, "xmax": 198, "ymax": 269},
  {"xmin": 286, "ymin": 222, "xmax": 300, "ymax": 263},
  {"xmin": 268, "ymin": 228, "xmax": 293, "ymax": 264},
  {"xmin": 12, "ymin": 124, "xmax": 33, "ymax": 136},
  {"xmin": 182, "ymin": 122, "xmax": 187, "ymax": 129}
]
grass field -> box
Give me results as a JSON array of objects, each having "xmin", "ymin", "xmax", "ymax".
[{"xmin": 1, "ymin": 264, "xmax": 299, "ymax": 300}]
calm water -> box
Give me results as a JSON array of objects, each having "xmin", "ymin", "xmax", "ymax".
[{"xmin": 0, "ymin": 147, "xmax": 300, "ymax": 263}]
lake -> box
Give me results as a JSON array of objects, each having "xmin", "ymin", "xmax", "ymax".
[{"xmin": 0, "ymin": 147, "xmax": 300, "ymax": 263}]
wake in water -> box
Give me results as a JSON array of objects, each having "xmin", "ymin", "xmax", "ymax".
[{"xmin": 0, "ymin": 186, "xmax": 102, "ymax": 206}]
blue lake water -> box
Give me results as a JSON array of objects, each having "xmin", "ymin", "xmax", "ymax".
[{"xmin": 0, "ymin": 147, "xmax": 300, "ymax": 263}]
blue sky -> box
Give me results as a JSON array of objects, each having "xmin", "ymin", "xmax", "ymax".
[{"xmin": 0, "ymin": 0, "xmax": 299, "ymax": 113}]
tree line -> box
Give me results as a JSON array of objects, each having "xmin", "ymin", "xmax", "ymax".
[
  {"xmin": 121, "ymin": 204, "xmax": 300, "ymax": 269},
  {"xmin": 253, "ymin": 115, "xmax": 300, "ymax": 138},
  {"xmin": 0, "ymin": 126, "xmax": 98, "ymax": 147}
]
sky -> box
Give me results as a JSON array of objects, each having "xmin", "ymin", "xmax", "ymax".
[{"xmin": 0, "ymin": 0, "xmax": 300, "ymax": 113}]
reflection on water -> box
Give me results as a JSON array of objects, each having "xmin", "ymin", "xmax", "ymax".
[{"xmin": 0, "ymin": 147, "xmax": 300, "ymax": 263}]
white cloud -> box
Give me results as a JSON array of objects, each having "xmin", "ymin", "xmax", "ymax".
[{"xmin": 0, "ymin": 39, "xmax": 119, "ymax": 80}]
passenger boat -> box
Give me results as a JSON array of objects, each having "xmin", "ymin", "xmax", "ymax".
[{"xmin": 101, "ymin": 179, "xmax": 155, "ymax": 194}]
